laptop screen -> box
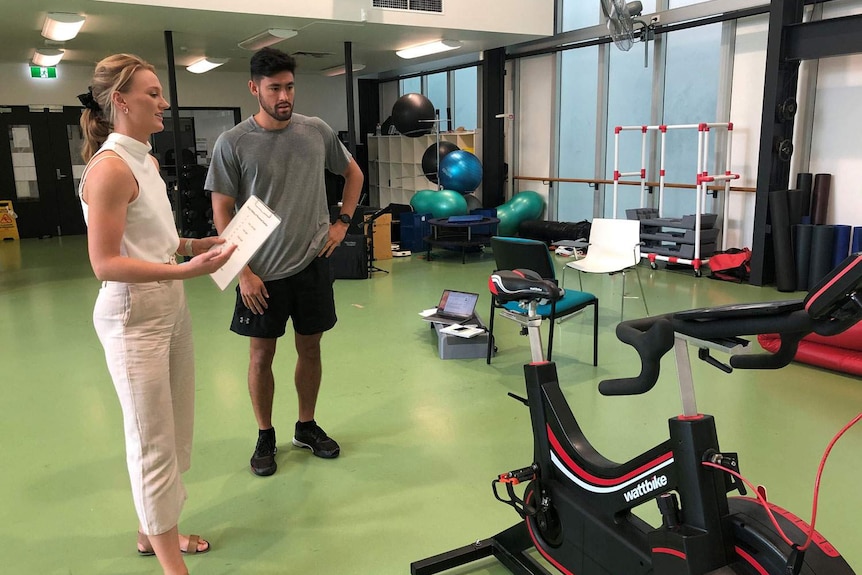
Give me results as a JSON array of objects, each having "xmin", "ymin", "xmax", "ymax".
[{"xmin": 437, "ymin": 290, "xmax": 479, "ymax": 318}]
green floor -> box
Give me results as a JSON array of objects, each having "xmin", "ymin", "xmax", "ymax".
[{"xmin": 1, "ymin": 236, "xmax": 860, "ymax": 574}]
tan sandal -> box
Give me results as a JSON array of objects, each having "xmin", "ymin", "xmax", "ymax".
[{"xmin": 137, "ymin": 531, "xmax": 211, "ymax": 555}]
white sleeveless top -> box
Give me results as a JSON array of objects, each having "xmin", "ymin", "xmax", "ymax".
[{"xmin": 80, "ymin": 133, "xmax": 179, "ymax": 264}]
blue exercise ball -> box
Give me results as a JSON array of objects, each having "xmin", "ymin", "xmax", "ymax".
[
  {"xmin": 421, "ymin": 141, "xmax": 459, "ymax": 184},
  {"xmin": 439, "ymin": 150, "xmax": 483, "ymax": 193},
  {"xmin": 392, "ymin": 93, "xmax": 435, "ymax": 138}
]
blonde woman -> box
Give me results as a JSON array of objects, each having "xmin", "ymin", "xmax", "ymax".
[{"xmin": 78, "ymin": 53, "xmax": 234, "ymax": 575}]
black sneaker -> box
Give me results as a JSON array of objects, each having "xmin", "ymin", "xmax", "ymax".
[
  {"xmin": 250, "ymin": 429, "xmax": 277, "ymax": 476},
  {"xmin": 292, "ymin": 421, "xmax": 340, "ymax": 459}
]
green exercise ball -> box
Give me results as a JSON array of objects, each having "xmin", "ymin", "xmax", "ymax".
[
  {"xmin": 495, "ymin": 191, "xmax": 545, "ymax": 235},
  {"xmin": 432, "ymin": 189, "xmax": 469, "ymax": 218},
  {"xmin": 409, "ymin": 189, "xmax": 469, "ymax": 219},
  {"xmin": 409, "ymin": 189, "xmax": 438, "ymax": 216}
]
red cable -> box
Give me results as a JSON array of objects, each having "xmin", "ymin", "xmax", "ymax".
[
  {"xmin": 702, "ymin": 411, "xmax": 862, "ymax": 550},
  {"xmin": 801, "ymin": 411, "xmax": 862, "ymax": 550}
]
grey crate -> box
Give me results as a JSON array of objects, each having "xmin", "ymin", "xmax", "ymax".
[{"xmin": 432, "ymin": 319, "xmax": 489, "ymax": 360}]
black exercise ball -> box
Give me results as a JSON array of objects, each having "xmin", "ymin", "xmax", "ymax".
[
  {"xmin": 421, "ymin": 140, "xmax": 460, "ymax": 184},
  {"xmin": 391, "ymin": 93, "xmax": 435, "ymax": 137}
]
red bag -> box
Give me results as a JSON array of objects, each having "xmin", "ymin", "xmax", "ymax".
[{"xmin": 708, "ymin": 248, "xmax": 751, "ymax": 283}]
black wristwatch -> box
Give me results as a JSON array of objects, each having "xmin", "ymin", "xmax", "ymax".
[{"xmin": 337, "ymin": 213, "xmax": 352, "ymax": 224}]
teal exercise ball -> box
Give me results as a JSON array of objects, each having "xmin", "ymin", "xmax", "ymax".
[
  {"xmin": 410, "ymin": 189, "xmax": 438, "ymax": 215},
  {"xmin": 409, "ymin": 189, "xmax": 469, "ymax": 219},
  {"xmin": 432, "ymin": 190, "xmax": 469, "ymax": 218},
  {"xmin": 439, "ymin": 150, "xmax": 483, "ymax": 193},
  {"xmin": 496, "ymin": 205, "xmax": 518, "ymax": 236},
  {"xmin": 495, "ymin": 191, "xmax": 545, "ymax": 235}
]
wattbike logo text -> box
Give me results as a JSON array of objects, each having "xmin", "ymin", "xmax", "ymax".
[{"xmin": 623, "ymin": 474, "xmax": 668, "ymax": 502}]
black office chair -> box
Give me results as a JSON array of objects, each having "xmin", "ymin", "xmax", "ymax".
[{"xmin": 487, "ymin": 236, "xmax": 598, "ymax": 365}]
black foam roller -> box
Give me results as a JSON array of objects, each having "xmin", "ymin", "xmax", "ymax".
[
  {"xmin": 810, "ymin": 173, "xmax": 831, "ymax": 225},
  {"xmin": 786, "ymin": 189, "xmax": 805, "ymax": 226},
  {"xmin": 768, "ymin": 189, "xmax": 796, "ymax": 292},
  {"xmin": 808, "ymin": 225, "xmax": 836, "ymax": 289},
  {"xmin": 795, "ymin": 172, "xmax": 813, "ymax": 218},
  {"xmin": 793, "ymin": 224, "xmax": 813, "ymax": 291}
]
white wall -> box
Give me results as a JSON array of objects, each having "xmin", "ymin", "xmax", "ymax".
[
  {"xmin": 807, "ymin": 53, "xmax": 862, "ymax": 228},
  {"xmin": 1, "ymin": 61, "xmax": 352, "ymax": 130},
  {"xmin": 514, "ymin": 54, "xmax": 555, "ymax": 214}
]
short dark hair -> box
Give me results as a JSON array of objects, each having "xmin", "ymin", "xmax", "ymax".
[{"xmin": 250, "ymin": 47, "xmax": 296, "ymax": 81}]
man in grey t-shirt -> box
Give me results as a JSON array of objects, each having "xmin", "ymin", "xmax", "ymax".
[{"xmin": 207, "ymin": 48, "xmax": 363, "ymax": 477}]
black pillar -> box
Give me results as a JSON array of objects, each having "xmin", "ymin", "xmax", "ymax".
[
  {"xmin": 358, "ymin": 79, "xmax": 380, "ymax": 205},
  {"xmin": 344, "ymin": 41, "xmax": 357, "ymax": 157},
  {"xmin": 750, "ymin": 0, "xmax": 803, "ymax": 285},
  {"xmin": 163, "ymin": 31, "xmax": 185, "ymax": 234},
  {"xmin": 481, "ymin": 48, "xmax": 506, "ymax": 209}
]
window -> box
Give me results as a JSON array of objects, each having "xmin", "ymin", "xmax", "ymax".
[
  {"xmin": 557, "ymin": 46, "xmax": 599, "ymax": 222},
  {"xmin": 561, "ymin": 0, "xmax": 599, "ymax": 32},
  {"xmin": 396, "ymin": 66, "xmax": 479, "ymax": 132},
  {"xmin": 661, "ymin": 23, "xmax": 721, "ymax": 217},
  {"xmin": 605, "ymin": 45, "xmax": 654, "ymax": 218},
  {"xmin": 452, "ymin": 67, "xmax": 478, "ymax": 130},
  {"xmin": 400, "ymin": 77, "xmax": 421, "ymax": 95},
  {"xmin": 426, "ymin": 71, "xmax": 449, "ymax": 129}
]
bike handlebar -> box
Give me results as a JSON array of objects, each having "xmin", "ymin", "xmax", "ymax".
[
  {"xmin": 598, "ymin": 308, "xmax": 849, "ymax": 396},
  {"xmin": 598, "ymin": 317, "xmax": 675, "ymax": 396}
]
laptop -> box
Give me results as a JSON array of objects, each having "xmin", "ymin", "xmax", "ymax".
[{"xmin": 422, "ymin": 289, "xmax": 480, "ymax": 325}]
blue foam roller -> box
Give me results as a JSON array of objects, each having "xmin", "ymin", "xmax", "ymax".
[
  {"xmin": 832, "ymin": 225, "xmax": 851, "ymax": 268},
  {"xmin": 853, "ymin": 227, "xmax": 862, "ymax": 253}
]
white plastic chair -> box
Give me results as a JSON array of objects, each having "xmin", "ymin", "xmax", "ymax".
[{"xmin": 562, "ymin": 218, "xmax": 649, "ymax": 322}]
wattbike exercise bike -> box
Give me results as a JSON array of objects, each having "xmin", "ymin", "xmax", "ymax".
[{"xmin": 411, "ymin": 253, "xmax": 862, "ymax": 575}]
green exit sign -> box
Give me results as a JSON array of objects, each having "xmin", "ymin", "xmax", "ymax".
[{"xmin": 30, "ymin": 66, "xmax": 57, "ymax": 78}]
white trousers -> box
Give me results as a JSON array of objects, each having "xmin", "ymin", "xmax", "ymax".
[{"xmin": 93, "ymin": 279, "xmax": 194, "ymax": 535}]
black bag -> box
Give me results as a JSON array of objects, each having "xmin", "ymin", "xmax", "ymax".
[{"xmin": 329, "ymin": 235, "xmax": 368, "ymax": 280}]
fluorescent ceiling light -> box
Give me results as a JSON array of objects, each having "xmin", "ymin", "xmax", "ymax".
[
  {"xmin": 321, "ymin": 63, "xmax": 366, "ymax": 77},
  {"xmin": 32, "ymin": 48, "xmax": 64, "ymax": 67},
  {"xmin": 238, "ymin": 29, "xmax": 298, "ymax": 51},
  {"xmin": 42, "ymin": 13, "xmax": 86, "ymax": 42},
  {"xmin": 186, "ymin": 57, "xmax": 228, "ymax": 74},
  {"xmin": 396, "ymin": 40, "xmax": 461, "ymax": 59}
]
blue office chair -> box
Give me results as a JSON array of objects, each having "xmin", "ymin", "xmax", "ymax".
[{"xmin": 487, "ymin": 236, "xmax": 598, "ymax": 365}]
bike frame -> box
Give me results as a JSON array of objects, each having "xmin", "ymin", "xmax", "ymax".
[{"xmin": 412, "ymin": 259, "xmax": 862, "ymax": 575}]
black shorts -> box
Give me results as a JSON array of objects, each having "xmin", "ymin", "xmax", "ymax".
[{"xmin": 230, "ymin": 257, "xmax": 336, "ymax": 338}]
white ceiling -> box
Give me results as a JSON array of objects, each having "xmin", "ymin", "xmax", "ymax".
[{"xmin": 5, "ymin": 1, "xmax": 550, "ymax": 79}]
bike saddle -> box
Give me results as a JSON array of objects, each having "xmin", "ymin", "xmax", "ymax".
[{"xmin": 489, "ymin": 269, "xmax": 563, "ymax": 304}]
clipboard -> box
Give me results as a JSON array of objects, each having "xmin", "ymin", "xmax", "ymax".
[{"xmin": 209, "ymin": 196, "xmax": 281, "ymax": 290}]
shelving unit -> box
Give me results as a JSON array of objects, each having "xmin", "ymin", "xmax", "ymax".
[{"xmin": 367, "ymin": 131, "xmax": 481, "ymax": 207}]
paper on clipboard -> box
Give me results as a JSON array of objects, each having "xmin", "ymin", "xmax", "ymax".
[{"xmin": 210, "ymin": 195, "xmax": 281, "ymax": 290}]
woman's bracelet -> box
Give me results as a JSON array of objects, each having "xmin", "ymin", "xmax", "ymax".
[{"xmin": 185, "ymin": 238, "xmax": 194, "ymax": 256}]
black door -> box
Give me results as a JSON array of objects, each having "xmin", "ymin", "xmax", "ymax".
[{"xmin": 0, "ymin": 106, "xmax": 87, "ymax": 238}]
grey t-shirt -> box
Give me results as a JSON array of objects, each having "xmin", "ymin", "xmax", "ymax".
[{"xmin": 205, "ymin": 114, "xmax": 352, "ymax": 281}]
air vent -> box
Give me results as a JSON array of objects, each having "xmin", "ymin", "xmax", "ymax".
[{"xmin": 372, "ymin": 0, "xmax": 443, "ymax": 14}]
